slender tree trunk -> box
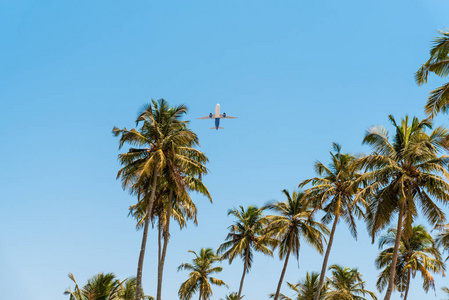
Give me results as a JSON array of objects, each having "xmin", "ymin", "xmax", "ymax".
[
  {"xmin": 314, "ymin": 213, "xmax": 340, "ymax": 300},
  {"xmin": 383, "ymin": 203, "xmax": 405, "ymax": 300},
  {"xmin": 136, "ymin": 166, "xmax": 159, "ymax": 300},
  {"xmin": 274, "ymin": 236, "xmax": 293, "ymax": 300},
  {"xmin": 156, "ymin": 213, "xmax": 163, "ymax": 300},
  {"xmin": 403, "ymin": 269, "xmax": 411, "ymax": 300},
  {"xmin": 157, "ymin": 190, "xmax": 172, "ymax": 300},
  {"xmin": 237, "ymin": 245, "xmax": 250, "ymax": 300},
  {"xmin": 158, "ymin": 213, "xmax": 162, "ymax": 265},
  {"xmin": 199, "ymin": 284, "xmax": 202, "ymax": 300}
]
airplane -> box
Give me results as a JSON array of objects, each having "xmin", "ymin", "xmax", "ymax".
[{"xmin": 197, "ymin": 103, "xmax": 237, "ymax": 130}]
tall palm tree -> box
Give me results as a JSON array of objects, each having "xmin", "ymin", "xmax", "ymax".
[
  {"xmin": 178, "ymin": 248, "xmax": 227, "ymax": 300},
  {"xmin": 269, "ymin": 272, "xmax": 328, "ymax": 300},
  {"xmin": 376, "ymin": 225, "xmax": 445, "ymax": 300},
  {"xmin": 218, "ymin": 205, "xmax": 274, "ymax": 300},
  {"xmin": 113, "ymin": 99, "xmax": 205, "ymax": 300},
  {"xmin": 357, "ymin": 115, "xmax": 449, "ymax": 300},
  {"xmin": 325, "ymin": 265, "xmax": 377, "ymax": 300},
  {"xmin": 153, "ymin": 147, "xmax": 211, "ymax": 300},
  {"xmin": 299, "ymin": 143, "xmax": 365, "ymax": 300},
  {"xmin": 265, "ymin": 190, "xmax": 329, "ymax": 300},
  {"xmin": 64, "ymin": 273, "xmax": 153, "ymax": 300},
  {"xmin": 415, "ymin": 30, "xmax": 449, "ymax": 117}
]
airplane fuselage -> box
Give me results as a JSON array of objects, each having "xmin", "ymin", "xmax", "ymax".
[{"xmin": 214, "ymin": 104, "xmax": 221, "ymax": 130}]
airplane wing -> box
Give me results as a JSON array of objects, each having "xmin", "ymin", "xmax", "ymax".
[
  {"xmin": 220, "ymin": 114, "xmax": 237, "ymax": 119},
  {"xmin": 197, "ymin": 115, "xmax": 214, "ymax": 119}
]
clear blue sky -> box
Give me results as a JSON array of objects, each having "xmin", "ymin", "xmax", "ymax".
[{"xmin": 2, "ymin": 1, "xmax": 449, "ymax": 299}]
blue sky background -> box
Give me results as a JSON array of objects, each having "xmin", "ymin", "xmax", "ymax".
[{"xmin": 2, "ymin": 1, "xmax": 449, "ymax": 299}]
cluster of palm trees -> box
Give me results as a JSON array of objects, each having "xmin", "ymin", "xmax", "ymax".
[
  {"xmin": 63, "ymin": 30, "xmax": 449, "ymax": 300},
  {"xmin": 112, "ymin": 100, "xmax": 212, "ymax": 300}
]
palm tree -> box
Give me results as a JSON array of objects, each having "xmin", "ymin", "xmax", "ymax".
[
  {"xmin": 376, "ymin": 225, "xmax": 445, "ymax": 300},
  {"xmin": 178, "ymin": 248, "xmax": 227, "ymax": 300},
  {"xmin": 218, "ymin": 205, "xmax": 274, "ymax": 300},
  {"xmin": 220, "ymin": 292, "xmax": 241, "ymax": 300},
  {"xmin": 64, "ymin": 273, "xmax": 153, "ymax": 300},
  {"xmin": 326, "ymin": 265, "xmax": 377, "ymax": 300},
  {"xmin": 153, "ymin": 146, "xmax": 211, "ymax": 300},
  {"xmin": 415, "ymin": 30, "xmax": 449, "ymax": 117},
  {"xmin": 299, "ymin": 143, "xmax": 365, "ymax": 300},
  {"xmin": 357, "ymin": 115, "xmax": 449, "ymax": 300},
  {"xmin": 117, "ymin": 277, "xmax": 154, "ymax": 300},
  {"xmin": 265, "ymin": 190, "xmax": 329, "ymax": 300},
  {"xmin": 269, "ymin": 272, "xmax": 327, "ymax": 300},
  {"xmin": 113, "ymin": 99, "xmax": 205, "ymax": 300}
]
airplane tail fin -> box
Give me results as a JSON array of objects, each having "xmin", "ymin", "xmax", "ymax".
[{"xmin": 210, "ymin": 127, "xmax": 224, "ymax": 130}]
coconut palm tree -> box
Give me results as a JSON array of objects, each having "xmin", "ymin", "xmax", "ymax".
[
  {"xmin": 113, "ymin": 99, "xmax": 206, "ymax": 300},
  {"xmin": 376, "ymin": 225, "xmax": 445, "ymax": 300},
  {"xmin": 178, "ymin": 248, "xmax": 227, "ymax": 300},
  {"xmin": 154, "ymin": 147, "xmax": 211, "ymax": 300},
  {"xmin": 415, "ymin": 30, "xmax": 449, "ymax": 117},
  {"xmin": 218, "ymin": 205, "xmax": 274, "ymax": 300},
  {"xmin": 220, "ymin": 292, "xmax": 241, "ymax": 300},
  {"xmin": 326, "ymin": 265, "xmax": 377, "ymax": 300},
  {"xmin": 117, "ymin": 277, "xmax": 154, "ymax": 300},
  {"xmin": 64, "ymin": 273, "xmax": 153, "ymax": 300},
  {"xmin": 269, "ymin": 272, "xmax": 327, "ymax": 300},
  {"xmin": 299, "ymin": 143, "xmax": 365, "ymax": 300},
  {"xmin": 265, "ymin": 190, "xmax": 329, "ymax": 300},
  {"xmin": 64, "ymin": 273, "xmax": 122, "ymax": 300},
  {"xmin": 357, "ymin": 115, "xmax": 449, "ymax": 300}
]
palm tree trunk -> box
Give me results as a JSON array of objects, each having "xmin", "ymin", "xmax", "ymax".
[
  {"xmin": 237, "ymin": 245, "xmax": 250, "ymax": 300},
  {"xmin": 156, "ymin": 213, "xmax": 163, "ymax": 300},
  {"xmin": 403, "ymin": 269, "xmax": 411, "ymax": 300},
  {"xmin": 383, "ymin": 203, "xmax": 405, "ymax": 300},
  {"xmin": 273, "ymin": 236, "xmax": 293, "ymax": 300},
  {"xmin": 136, "ymin": 166, "xmax": 159, "ymax": 300},
  {"xmin": 314, "ymin": 213, "xmax": 339, "ymax": 300},
  {"xmin": 199, "ymin": 284, "xmax": 202, "ymax": 300},
  {"xmin": 157, "ymin": 214, "xmax": 162, "ymax": 287},
  {"xmin": 157, "ymin": 191, "xmax": 172, "ymax": 300},
  {"xmin": 158, "ymin": 216, "xmax": 162, "ymax": 265}
]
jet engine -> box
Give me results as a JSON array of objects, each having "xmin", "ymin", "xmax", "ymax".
[
  {"xmin": 209, "ymin": 113, "xmax": 213, "ymax": 118},
  {"xmin": 223, "ymin": 113, "xmax": 226, "ymax": 117}
]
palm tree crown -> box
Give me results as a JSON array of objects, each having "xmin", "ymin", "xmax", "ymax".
[
  {"xmin": 218, "ymin": 205, "xmax": 274, "ymax": 299},
  {"xmin": 178, "ymin": 248, "xmax": 227, "ymax": 300},
  {"xmin": 269, "ymin": 272, "xmax": 327, "ymax": 300},
  {"xmin": 265, "ymin": 189, "xmax": 329, "ymax": 300},
  {"xmin": 415, "ymin": 30, "xmax": 449, "ymax": 117},
  {"xmin": 358, "ymin": 115, "xmax": 449, "ymax": 300},
  {"xmin": 376, "ymin": 225, "xmax": 445, "ymax": 299},
  {"xmin": 326, "ymin": 265, "xmax": 377, "ymax": 300},
  {"xmin": 64, "ymin": 273, "xmax": 153, "ymax": 300},
  {"xmin": 299, "ymin": 143, "xmax": 365, "ymax": 300}
]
